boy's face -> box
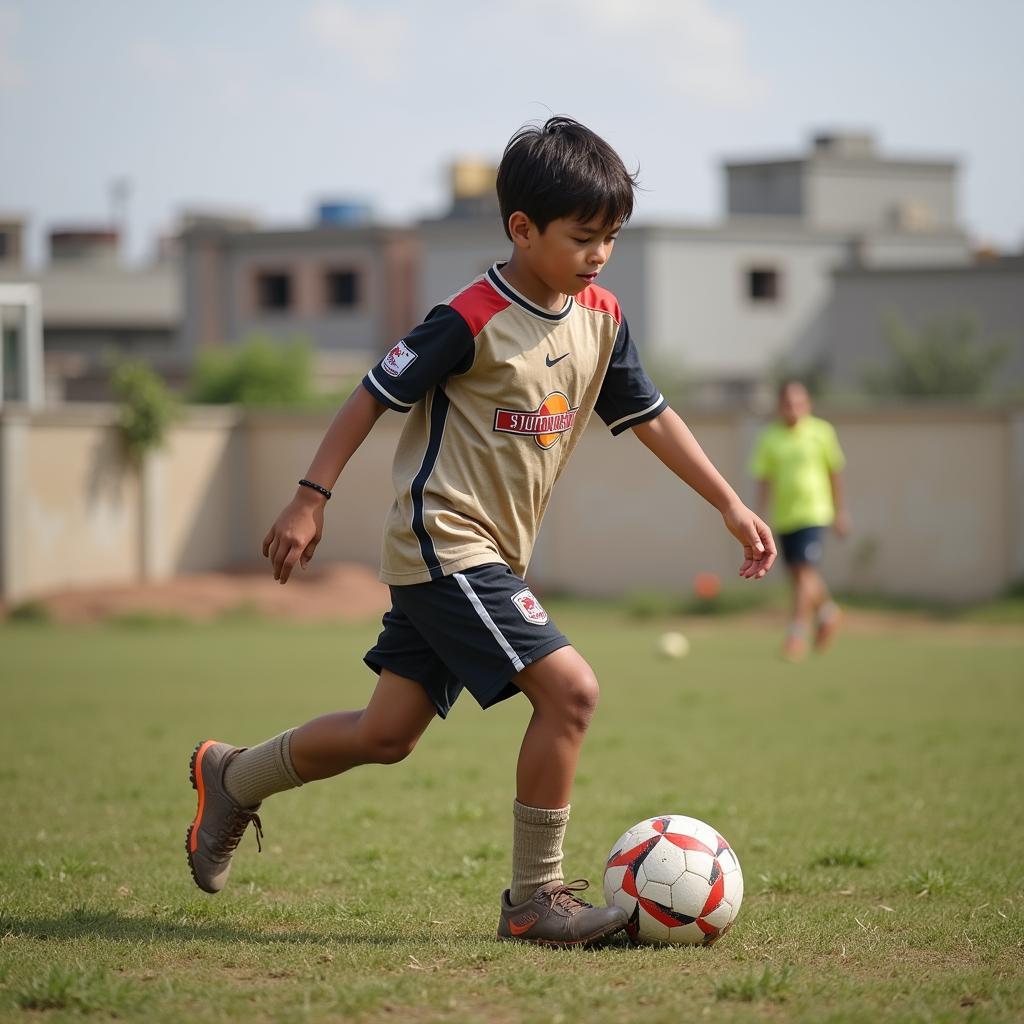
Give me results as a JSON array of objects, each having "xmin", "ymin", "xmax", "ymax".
[{"xmin": 517, "ymin": 213, "xmax": 621, "ymax": 296}]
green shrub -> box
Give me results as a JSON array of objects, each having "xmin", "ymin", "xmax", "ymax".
[
  {"xmin": 111, "ymin": 361, "xmax": 179, "ymax": 465},
  {"xmin": 190, "ymin": 335, "xmax": 314, "ymax": 406},
  {"xmin": 863, "ymin": 312, "xmax": 1010, "ymax": 397}
]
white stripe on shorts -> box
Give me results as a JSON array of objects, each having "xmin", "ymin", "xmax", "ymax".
[{"xmin": 453, "ymin": 572, "xmax": 525, "ymax": 673}]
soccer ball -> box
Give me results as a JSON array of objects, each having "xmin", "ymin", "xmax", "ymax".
[
  {"xmin": 657, "ymin": 631, "xmax": 690, "ymax": 658},
  {"xmin": 604, "ymin": 814, "xmax": 743, "ymax": 945}
]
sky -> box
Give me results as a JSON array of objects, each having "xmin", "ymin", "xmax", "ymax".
[{"xmin": 2, "ymin": 0, "xmax": 1023, "ymax": 265}]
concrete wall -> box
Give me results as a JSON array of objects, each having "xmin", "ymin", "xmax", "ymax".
[
  {"xmin": 822, "ymin": 261, "xmax": 1024, "ymax": 393},
  {"xmin": 3, "ymin": 403, "xmax": 1023, "ymax": 605},
  {"xmin": 807, "ymin": 161, "xmax": 957, "ymax": 231},
  {"xmin": 642, "ymin": 228, "xmax": 845, "ymax": 375}
]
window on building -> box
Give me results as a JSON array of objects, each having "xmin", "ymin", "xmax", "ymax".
[
  {"xmin": 0, "ymin": 234, "xmax": 8, "ymax": 260},
  {"xmin": 747, "ymin": 267, "xmax": 780, "ymax": 303},
  {"xmin": 257, "ymin": 271, "xmax": 291, "ymax": 311},
  {"xmin": 325, "ymin": 269, "xmax": 359, "ymax": 309}
]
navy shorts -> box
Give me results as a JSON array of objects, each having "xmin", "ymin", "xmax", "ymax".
[
  {"xmin": 779, "ymin": 525, "xmax": 826, "ymax": 566},
  {"xmin": 363, "ymin": 563, "xmax": 570, "ymax": 718}
]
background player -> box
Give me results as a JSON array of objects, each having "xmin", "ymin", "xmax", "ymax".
[{"xmin": 751, "ymin": 380, "xmax": 849, "ymax": 661}]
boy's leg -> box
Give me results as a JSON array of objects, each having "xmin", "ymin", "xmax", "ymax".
[
  {"xmin": 496, "ymin": 646, "xmax": 627, "ymax": 946},
  {"xmin": 288, "ymin": 670, "xmax": 437, "ymax": 781},
  {"xmin": 187, "ymin": 670, "xmax": 435, "ymax": 893},
  {"xmin": 513, "ymin": 646, "xmax": 597, "ymax": 811}
]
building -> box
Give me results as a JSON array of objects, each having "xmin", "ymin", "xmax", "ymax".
[
  {"xmin": 416, "ymin": 132, "xmax": 972, "ymax": 399},
  {"xmin": 179, "ymin": 207, "xmax": 420, "ymax": 380},
  {"xmin": 0, "ymin": 218, "xmax": 180, "ymax": 401},
  {"xmin": 807, "ymin": 256, "xmax": 1024, "ymax": 394}
]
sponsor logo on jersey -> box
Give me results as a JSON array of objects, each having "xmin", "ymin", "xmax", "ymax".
[
  {"xmin": 381, "ymin": 340, "xmax": 417, "ymax": 378},
  {"xmin": 493, "ymin": 391, "xmax": 578, "ymax": 450},
  {"xmin": 512, "ymin": 588, "xmax": 549, "ymax": 625}
]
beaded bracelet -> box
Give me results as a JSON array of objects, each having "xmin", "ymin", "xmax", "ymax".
[{"xmin": 298, "ymin": 478, "xmax": 332, "ymax": 500}]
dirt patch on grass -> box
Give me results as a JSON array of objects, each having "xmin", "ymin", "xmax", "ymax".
[{"xmin": 7, "ymin": 562, "xmax": 390, "ymax": 625}]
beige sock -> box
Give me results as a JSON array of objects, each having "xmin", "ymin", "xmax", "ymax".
[
  {"xmin": 509, "ymin": 799, "xmax": 570, "ymax": 904},
  {"xmin": 223, "ymin": 729, "xmax": 304, "ymax": 808}
]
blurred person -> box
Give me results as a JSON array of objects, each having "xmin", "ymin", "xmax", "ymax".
[
  {"xmin": 751, "ymin": 380, "xmax": 850, "ymax": 661},
  {"xmin": 185, "ymin": 117, "xmax": 776, "ymax": 947}
]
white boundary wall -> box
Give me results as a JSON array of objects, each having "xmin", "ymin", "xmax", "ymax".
[{"xmin": 2, "ymin": 403, "xmax": 1022, "ymax": 604}]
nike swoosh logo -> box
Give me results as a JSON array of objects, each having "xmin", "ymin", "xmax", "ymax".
[
  {"xmin": 508, "ymin": 912, "xmax": 540, "ymax": 936},
  {"xmin": 546, "ymin": 353, "xmax": 570, "ymax": 367}
]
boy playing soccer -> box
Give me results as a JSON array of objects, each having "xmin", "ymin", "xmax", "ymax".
[
  {"xmin": 186, "ymin": 117, "xmax": 776, "ymax": 947},
  {"xmin": 750, "ymin": 380, "xmax": 849, "ymax": 662}
]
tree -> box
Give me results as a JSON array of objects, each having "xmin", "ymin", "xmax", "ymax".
[{"xmin": 862, "ymin": 313, "xmax": 1009, "ymax": 398}]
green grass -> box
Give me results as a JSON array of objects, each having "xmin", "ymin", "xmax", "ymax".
[{"xmin": 1, "ymin": 606, "xmax": 1022, "ymax": 1022}]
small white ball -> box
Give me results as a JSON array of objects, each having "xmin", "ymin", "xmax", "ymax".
[{"xmin": 658, "ymin": 631, "xmax": 690, "ymax": 658}]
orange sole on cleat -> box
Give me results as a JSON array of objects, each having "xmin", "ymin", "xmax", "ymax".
[{"xmin": 185, "ymin": 740, "xmax": 218, "ymax": 892}]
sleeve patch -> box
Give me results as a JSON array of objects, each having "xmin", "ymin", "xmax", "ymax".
[{"xmin": 382, "ymin": 340, "xmax": 418, "ymax": 378}]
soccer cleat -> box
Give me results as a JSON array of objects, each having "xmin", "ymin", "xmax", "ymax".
[
  {"xmin": 186, "ymin": 740, "xmax": 263, "ymax": 894},
  {"xmin": 497, "ymin": 879, "xmax": 628, "ymax": 948}
]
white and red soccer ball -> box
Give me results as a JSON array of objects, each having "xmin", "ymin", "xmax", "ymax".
[{"xmin": 604, "ymin": 814, "xmax": 743, "ymax": 945}]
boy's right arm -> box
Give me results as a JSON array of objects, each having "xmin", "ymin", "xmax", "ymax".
[{"xmin": 263, "ymin": 385, "xmax": 386, "ymax": 583}]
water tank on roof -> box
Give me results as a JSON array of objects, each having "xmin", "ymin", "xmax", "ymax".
[{"xmin": 317, "ymin": 201, "xmax": 372, "ymax": 226}]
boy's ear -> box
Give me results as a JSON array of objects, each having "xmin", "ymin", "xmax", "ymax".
[{"xmin": 507, "ymin": 211, "xmax": 533, "ymax": 248}]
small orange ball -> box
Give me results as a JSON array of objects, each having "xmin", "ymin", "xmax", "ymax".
[{"xmin": 693, "ymin": 571, "xmax": 721, "ymax": 601}]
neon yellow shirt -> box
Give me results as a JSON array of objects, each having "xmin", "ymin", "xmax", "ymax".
[{"xmin": 750, "ymin": 415, "xmax": 845, "ymax": 534}]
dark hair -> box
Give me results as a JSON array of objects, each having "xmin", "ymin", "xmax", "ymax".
[{"xmin": 496, "ymin": 116, "xmax": 639, "ymax": 241}]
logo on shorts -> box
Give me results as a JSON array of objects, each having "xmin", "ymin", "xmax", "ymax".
[
  {"xmin": 493, "ymin": 392, "xmax": 578, "ymax": 450},
  {"xmin": 382, "ymin": 340, "xmax": 417, "ymax": 378},
  {"xmin": 512, "ymin": 588, "xmax": 549, "ymax": 625}
]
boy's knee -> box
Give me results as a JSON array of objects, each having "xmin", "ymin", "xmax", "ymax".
[
  {"xmin": 559, "ymin": 665, "xmax": 600, "ymax": 732},
  {"xmin": 360, "ymin": 728, "xmax": 418, "ymax": 765}
]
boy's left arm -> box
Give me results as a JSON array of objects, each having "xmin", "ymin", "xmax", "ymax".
[{"xmin": 632, "ymin": 407, "xmax": 776, "ymax": 579}]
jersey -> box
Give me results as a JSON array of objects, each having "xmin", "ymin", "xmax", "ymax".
[
  {"xmin": 362, "ymin": 263, "xmax": 667, "ymax": 585},
  {"xmin": 749, "ymin": 415, "xmax": 845, "ymax": 534}
]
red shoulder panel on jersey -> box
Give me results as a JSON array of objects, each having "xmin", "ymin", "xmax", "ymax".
[
  {"xmin": 448, "ymin": 279, "xmax": 510, "ymax": 337},
  {"xmin": 574, "ymin": 284, "xmax": 622, "ymax": 325}
]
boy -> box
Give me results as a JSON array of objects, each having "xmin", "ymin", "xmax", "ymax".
[
  {"xmin": 750, "ymin": 380, "xmax": 849, "ymax": 661},
  {"xmin": 186, "ymin": 117, "xmax": 776, "ymax": 948}
]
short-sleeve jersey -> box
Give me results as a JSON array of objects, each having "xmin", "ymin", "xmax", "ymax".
[
  {"xmin": 362, "ymin": 263, "xmax": 667, "ymax": 585},
  {"xmin": 749, "ymin": 415, "xmax": 845, "ymax": 533}
]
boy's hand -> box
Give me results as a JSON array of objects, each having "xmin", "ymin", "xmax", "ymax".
[
  {"xmin": 834, "ymin": 509, "xmax": 852, "ymax": 538},
  {"xmin": 262, "ymin": 488, "xmax": 326, "ymax": 584},
  {"xmin": 722, "ymin": 502, "xmax": 776, "ymax": 579}
]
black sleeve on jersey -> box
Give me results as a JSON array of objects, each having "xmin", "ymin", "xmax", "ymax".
[
  {"xmin": 594, "ymin": 318, "xmax": 668, "ymax": 436},
  {"xmin": 362, "ymin": 305, "xmax": 475, "ymax": 413}
]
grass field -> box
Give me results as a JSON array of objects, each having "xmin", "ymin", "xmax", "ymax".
[{"xmin": 1, "ymin": 606, "xmax": 1022, "ymax": 1022}]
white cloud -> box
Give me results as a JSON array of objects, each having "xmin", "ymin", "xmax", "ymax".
[
  {"xmin": 573, "ymin": 0, "xmax": 765, "ymax": 110},
  {"xmin": 0, "ymin": 5, "xmax": 23, "ymax": 94},
  {"xmin": 304, "ymin": 1, "xmax": 413, "ymax": 83}
]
